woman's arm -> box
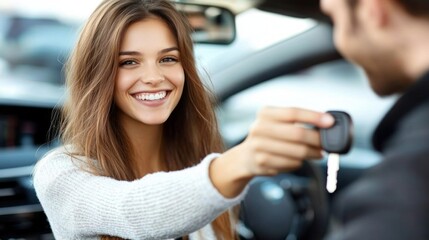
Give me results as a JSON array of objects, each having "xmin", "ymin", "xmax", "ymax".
[{"xmin": 33, "ymin": 149, "xmax": 242, "ymax": 239}]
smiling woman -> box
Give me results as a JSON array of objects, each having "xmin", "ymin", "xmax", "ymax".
[
  {"xmin": 33, "ymin": 0, "xmax": 238, "ymax": 238},
  {"xmin": 115, "ymin": 18, "xmax": 185, "ymax": 127}
]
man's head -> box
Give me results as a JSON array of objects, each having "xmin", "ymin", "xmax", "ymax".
[{"xmin": 321, "ymin": 0, "xmax": 429, "ymax": 96}]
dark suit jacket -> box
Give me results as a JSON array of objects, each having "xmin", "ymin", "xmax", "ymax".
[{"xmin": 328, "ymin": 71, "xmax": 429, "ymax": 240}]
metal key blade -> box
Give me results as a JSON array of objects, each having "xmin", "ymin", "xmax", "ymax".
[
  {"xmin": 326, "ymin": 153, "xmax": 340, "ymax": 193},
  {"xmin": 321, "ymin": 111, "xmax": 353, "ymax": 193}
]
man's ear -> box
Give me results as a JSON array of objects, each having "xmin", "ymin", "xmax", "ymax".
[{"xmin": 361, "ymin": 0, "xmax": 389, "ymax": 27}]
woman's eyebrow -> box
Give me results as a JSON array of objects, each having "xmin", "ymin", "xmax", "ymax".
[
  {"xmin": 119, "ymin": 47, "xmax": 179, "ymax": 56},
  {"xmin": 159, "ymin": 47, "xmax": 179, "ymax": 54},
  {"xmin": 119, "ymin": 51, "xmax": 141, "ymax": 56}
]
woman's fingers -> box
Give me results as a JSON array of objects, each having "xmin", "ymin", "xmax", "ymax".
[
  {"xmin": 246, "ymin": 136, "xmax": 323, "ymax": 159},
  {"xmin": 242, "ymin": 107, "xmax": 332, "ymax": 177},
  {"xmin": 243, "ymin": 136, "xmax": 322, "ymax": 176},
  {"xmin": 246, "ymin": 154, "xmax": 303, "ymax": 176},
  {"xmin": 249, "ymin": 120, "xmax": 322, "ymax": 147},
  {"xmin": 208, "ymin": 107, "xmax": 333, "ymax": 197},
  {"xmin": 258, "ymin": 106, "xmax": 334, "ymax": 128},
  {"xmin": 249, "ymin": 106, "xmax": 335, "ymax": 147}
]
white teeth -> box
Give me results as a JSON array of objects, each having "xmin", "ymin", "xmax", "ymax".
[{"xmin": 135, "ymin": 91, "xmax": 167, "ymax": 101}]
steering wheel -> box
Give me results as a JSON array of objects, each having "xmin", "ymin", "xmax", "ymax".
[{"xmin": 238, "ymin": 160, "xmax": 329, "ymax": 240}]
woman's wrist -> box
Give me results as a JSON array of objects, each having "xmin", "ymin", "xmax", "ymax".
[{"xmin": 208, "ymin": 145, "xmax": 253, "ymax": 198}]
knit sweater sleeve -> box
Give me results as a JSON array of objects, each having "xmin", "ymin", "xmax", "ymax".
[{"xmin": 33, "ymin": 147, "xmax": 246, "ymax": 239}]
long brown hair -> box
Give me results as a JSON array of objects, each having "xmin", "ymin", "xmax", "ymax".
[{"xmin": 61, "ymin": 0, "xmax": 236, "ymax": 239}]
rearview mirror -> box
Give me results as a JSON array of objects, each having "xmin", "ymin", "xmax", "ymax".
[{"xmin": 174, "ymin": 2, "xmax": 236, "ymax": 44}]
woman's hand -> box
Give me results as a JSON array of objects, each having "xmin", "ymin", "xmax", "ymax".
[{"xmin": 209, "ymin": 107, "xmax": 335, "ymax": 198}]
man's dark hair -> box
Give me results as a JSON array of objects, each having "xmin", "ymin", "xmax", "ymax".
[
  {"xmin": 346, "ymin": 0, "xmax": 429, "ymax": 17},
  {"xmin": 346, "ymin": 0, "xmax": 358, "ymax": 8},
  {"xmin": 397, "ymin": 0, "xmax": 429, "ymax": 17}
]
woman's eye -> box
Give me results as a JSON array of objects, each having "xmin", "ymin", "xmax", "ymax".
[
  {"xmin": 120, "ymin": 60, "xmax": 137, "ymax": 66},
  {"xmin": 160, "ymin": 57, "xmax": 178, "ymax": 64}
]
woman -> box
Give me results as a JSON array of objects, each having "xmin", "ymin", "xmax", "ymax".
[{"xmin": 33, "ymin": 0, "xmax": 334, "ymax": 239}]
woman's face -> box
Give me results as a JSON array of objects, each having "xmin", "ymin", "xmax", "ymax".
[{"xmin": 114, "ymin": 17, "xmax": 185, "ymax": 127}]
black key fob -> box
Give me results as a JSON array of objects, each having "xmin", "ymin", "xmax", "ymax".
[{"xmin": 320, "ymin": 111, "xmax": 353, "ymax": 154}]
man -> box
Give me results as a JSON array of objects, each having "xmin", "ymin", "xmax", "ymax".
[{"xmin": 320, "ymin": 0, "xmax": 429, "ymax": 239}]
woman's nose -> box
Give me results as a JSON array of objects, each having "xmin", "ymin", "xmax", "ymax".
[{"xmin": 141, "ymin": 64, "xmax": 165, "ymax": 85}]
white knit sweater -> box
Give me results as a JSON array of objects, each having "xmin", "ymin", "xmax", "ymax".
[{"xmin": 33, "ymin": 146, "xmax": 246, "ymax": 240}]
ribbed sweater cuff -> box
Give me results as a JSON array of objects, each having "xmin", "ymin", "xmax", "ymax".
[{"xmin": 198, "ymin": 153, "xmax": 248, "ymax": 207}]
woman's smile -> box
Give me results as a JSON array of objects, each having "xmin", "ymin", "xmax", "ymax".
[
  {"xmin": 134, "ymin": 90, "xmax": 168, "ymax": 101},
  {"xmin": 132, "ymin": 90, "xmax": 171, "ymax": 106}
]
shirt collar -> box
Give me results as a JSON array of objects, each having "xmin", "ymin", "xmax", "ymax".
[{"xmin": 372, "ymin": 71, "xmax": 429, "ymax": 152}]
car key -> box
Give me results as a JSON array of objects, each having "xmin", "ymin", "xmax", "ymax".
[{"xmin": 320, "ymin": 111, "xmax": 353, "ymax": 193}]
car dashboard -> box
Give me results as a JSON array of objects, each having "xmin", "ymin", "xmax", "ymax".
[{"xmin": 0, "ymin": 103, "xmax": 55, "ymax": 238}]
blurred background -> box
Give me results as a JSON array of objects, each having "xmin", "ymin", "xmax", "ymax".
[
  {"xmin": 0, "ymin": 0, "xmax": 99, "ymax": 85},
  {"xmin": 0, "ymin": 1, "xmax": 97, "ymax": 238}
]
